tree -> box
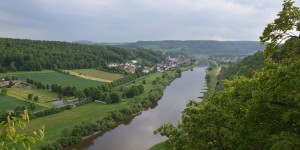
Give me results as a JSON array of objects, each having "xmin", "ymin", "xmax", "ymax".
[
  {"xmin": 75, "ymin": 90, "xmax": 85, "ymax": 100},
  {"xmin": 34, "ymin": 96, "xmax": 39, "ymax": 102},
  {"xmin": 104, "ymin": 94, "xmax": 112, "ymax": 104},
  {"xmin": 29, "ymin": 103, "xmax": 36, "ymax": 111},
  {"xmin": 1, "ymin": 88, "xmax": 7, "ymax": 95},
  {"xmin": 0, "ymin": 109, "xmax": 44, "ymax": 149},
  {"xmin": 28, "ymin": 93, "xmax": 33, "ymax": 100},
  {"xmin": 110, "ymin": 92, "xmax": 121, "ymax": 103},
  {"xmin": 260, "ymin": 0, "xmax": 300, "ymax": 56}
]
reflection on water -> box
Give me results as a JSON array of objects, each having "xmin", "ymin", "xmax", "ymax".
[{"xmin": 67, "ymin": 66, "xmax": 207, "ymax": 150}]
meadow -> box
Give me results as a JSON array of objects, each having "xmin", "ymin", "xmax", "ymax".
[
  {"xmin": 7, "ymin": 84, "xmax": 58, "ymax": 106},
  {"xmin": 0, "ymin": 95, "xmax": 45, "ymax": 112},
  {"xmin": 28, "ymin": 102, "xmax": 128, "ymax": 147},
  {"xmin": 67, "ymin": 69, "xmax": 124, "ymax": 82},
  {"xmin": 1, "ymin": 70, "xmax": 104, "ymax": 90}
]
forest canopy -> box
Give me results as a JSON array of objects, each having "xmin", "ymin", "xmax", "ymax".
[{"xmin": 0, "ymin": 38, "xmax": 165, "ymax": 72}]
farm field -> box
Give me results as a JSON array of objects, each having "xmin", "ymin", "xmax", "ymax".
[
  {"xmin": 7, "ymin": 84, "xmax": 58, "ymax": 106},
  {"xmin": 0, "ymin": 95, "xmax": 45, "ymax": 112},
  {"xmin": 1, "ymin": 70, "xmax": 104, "ymax": 90},
  {"xmin": 67, "ymin": 69, "xmax": 124, "ymax": 82},
  {"xmin": 27, "ymin": 102, "xmax": 128, "ymax": 147}
]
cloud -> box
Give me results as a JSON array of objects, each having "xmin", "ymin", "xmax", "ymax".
[{"xmin": 0, "ymin": 0, "xmax": 290, "ymax": 42}]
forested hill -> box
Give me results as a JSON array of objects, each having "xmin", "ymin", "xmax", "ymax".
[
  {"xmin": 223, "ymin": 51, "xmax": 264, "ymax": 80},
  {"xmin": 120, "ymin": 40, "xmax": 264, "ymax": 55},
  {"xmin": 0, "ymin": 38, "xmax": 165, "ymax": 72}
]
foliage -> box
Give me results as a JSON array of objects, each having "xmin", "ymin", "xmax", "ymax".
[
  {"xmin": 31, "ymin": 105, "xmax": 72, "ymax": 119},
  {"xmin": 27, "ymin": 94, "xmax": 33, "ymax": 100},
  {"xmin": 1, "ymin": 88, "xmax": 7, "ymax": 95},
  {"xmin": 155, "ymin": 1, "xmax": 300, "ymax": 149},
  {"xmin": 223, "ymin": 51, "xmax": 264, "ymax": 80},
  {"xmin": 0, "ymin": 109, "xmax": 44, "ymax": 150},
  {"xmin": 260, "ymin": 0, "xmax": 300, "ymax": 56},
  {"xmin": 33, "ymin": 96, "xmax": 39, "ymax": 102}
]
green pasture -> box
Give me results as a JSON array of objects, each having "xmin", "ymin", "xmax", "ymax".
[
  {"xmin": 27, "ymin": 102, "xmax": 127, "ymax": 147},
  {"xmin": 1, "ymin": 70, "xmax": 103, "ymax": 90},
  {"xmin": 0, "ymin": 95, "xmax": 45, "ymax": 113},
  {"xmin": 7, "ymin": 85, "xmax": 58, "ymax": 104}
]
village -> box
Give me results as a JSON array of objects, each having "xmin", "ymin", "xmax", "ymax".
[
  {"xmin": 108, "ymin": 56, "xmax": 192, "ymax": 74},
  {"xmin": 209, "ymin": 56, "xmax": 241, "ymax": 64}
]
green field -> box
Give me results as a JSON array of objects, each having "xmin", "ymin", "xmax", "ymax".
[
  {"xmin": 7, "ymin": 84, "xmax": 58, "ymax": 105},
  {"xmin": 0, "ymin": 95, "xmax": 45, "ymax": 113},
  {"xmin": 1, "ymin": 70, "xmax": 104, "ymax": 90},
  {"xmin": 67, "ymin": 69, "xmax": 124, "ymax": 82},
  {"xmin": 27, "ymin": 102, "xmax": 127, "ymax": 147}
]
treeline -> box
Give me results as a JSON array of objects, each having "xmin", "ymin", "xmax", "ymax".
[{"xmin": 0, "ymin": 38, "xmax": 165, "ymax": 72}]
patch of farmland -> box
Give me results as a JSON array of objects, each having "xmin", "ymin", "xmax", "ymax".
[
  {"xmin": 67, "ymin": 69, "xmax": 124, "ymax": 82},
  {"xmin": 0, "ymin": 95, "xmax": 45, "ymax": 112},
  {"xmin": 2, "ymin": 70, "xmax": 104, "ymax": 90}
]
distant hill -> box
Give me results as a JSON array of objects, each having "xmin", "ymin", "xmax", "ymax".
[
  {"xmin": 119, "ymin": 40, "xmax": 264, "ymax": 56},
  {"xmin": 73, "ymin": 40, "xmax": 128, "ymax": 46},
  {"xmin": 73, "ymin": 40, "xmax": 96, "ymax": 44}
]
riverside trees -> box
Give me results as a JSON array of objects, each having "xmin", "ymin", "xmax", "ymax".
[{"xmin": 155, "ymin": 1, "xmax": 300, "ymax": 149}]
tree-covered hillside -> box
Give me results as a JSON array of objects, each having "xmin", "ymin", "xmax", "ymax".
[
  {"xmin": 223, "ymin": 51, "xmax": 264, "ymax": 80},
  {"xmin": 0, "ymin": 38, "xmax": 165, "ymax": 72},
  {"xmin": 155, "ymin": 0, "xmax": 300, "ymax": 149},
  {"xmin": 120, "ymin": 40, "xmax": 264, "ymax": 56}
]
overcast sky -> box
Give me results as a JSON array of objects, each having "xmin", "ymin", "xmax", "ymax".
[{"xmin": 0, "ymin": 0, "xmax": 298, "ymax": 42}]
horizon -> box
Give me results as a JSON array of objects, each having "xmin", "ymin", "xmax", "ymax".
[{"xmin": 0, "ymin": 37, "xmax": 261, "ymax": 43}]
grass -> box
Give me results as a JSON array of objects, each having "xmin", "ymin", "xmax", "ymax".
[
  {"xmin": 7, "ymin": 84, "xmax": 58, "ymax": 107},
  {"xmin": 0, "ymin": 95, "xmax": 45, "ymax": 113},
  {"xmin": 67, "ymin": 69, "xmax": 124, "ymax": 83},
  {"xmin": 27, "ymin": 102, "xmax": 127, "ymax": 147},
  {"xmin": 1, "ymin": 70, "xmax": 104, "ymax": 90}
]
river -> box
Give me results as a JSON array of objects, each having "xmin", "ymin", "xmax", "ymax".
[{"xmin": 68, "ymin": 66, "xmax": 207, "ymax": 150}]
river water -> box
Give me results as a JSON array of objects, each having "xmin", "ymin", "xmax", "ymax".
[{"xmin": 68, "ymin": 66, "xmax": 207, "ymax": 150}]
